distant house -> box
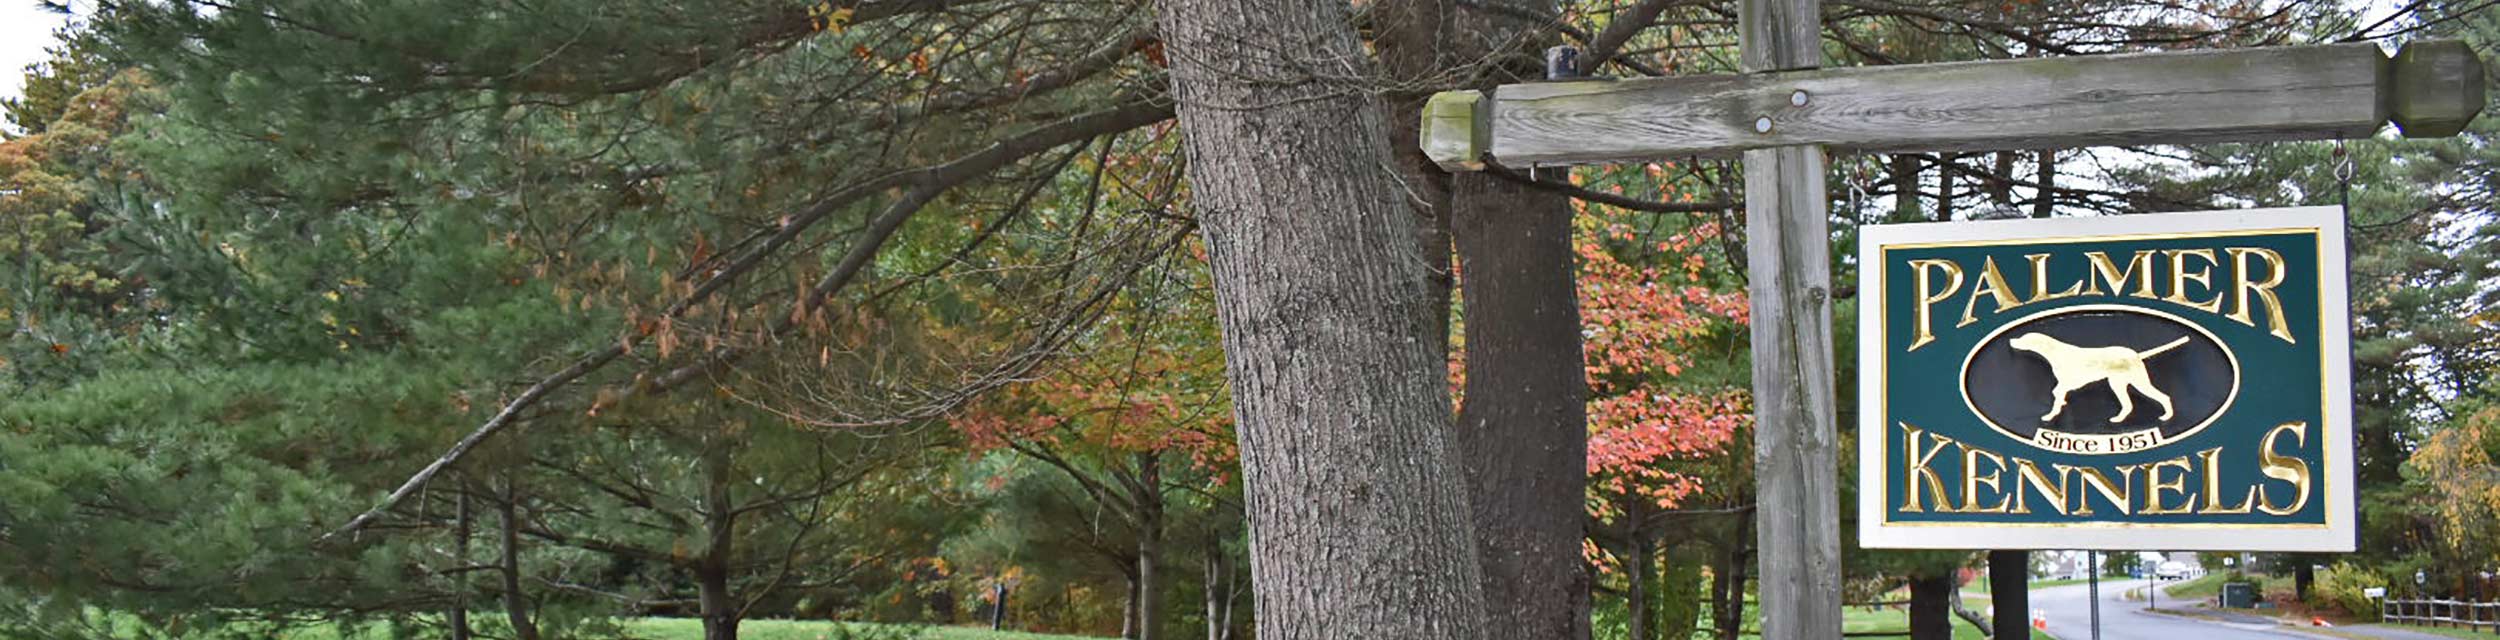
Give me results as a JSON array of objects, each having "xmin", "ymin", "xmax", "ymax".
[{"xmin": 2034, "ymin": 551, "xmax": 2090, "ymax": 580}]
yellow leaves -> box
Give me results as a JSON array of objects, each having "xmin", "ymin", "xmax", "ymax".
[{"xmin": 808, "ymin": 2, "xmax": 855, "ymax": 33}]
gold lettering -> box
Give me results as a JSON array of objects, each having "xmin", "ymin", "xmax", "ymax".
[
  {"xmin": 2009, "ymin": 457, "xmax": 2068, "ymax": 515},
  {"xmin": 2257, "ymin": 422, "xmax": 2314, "ymax": 516},
  {"xmin": 2025, "ymin": 253, "xmax": 2084, "ymax": 304},
  {"xmin": 2056, "ymin": 464, "xmax": 2139, "ymax": 516},
  {"xmin": 1900, "ymin": 423, "xmax": 1959, "ymax": 513},
  {"xmin": 2082, "ymin": 250, "xmax": 2158, "ymax": 298},
  {"xmin": 2225, "ymin": 247, "xmax": 2295, "ymax": 344},
  {"xmin": 2142, "ymin": 455, "xmax": 2197, "ymax": 515},
  {"xmin": 2196, "ymin": 447, "xmax": 2257, "ymax": 514},
  {"xmin": 1908, "ymin": 259, "xmax": 1965, "ymax": 352},
  {"xmin": 2164, "ymin": 249, "xmax": 2224, "ymax": 313},
  {"xmin": 1960, "ymin": 445, "xmax": 2012, "ymax": 514},
  {"xmin": 1958, "ymin": 256, "xmax": 2023, "ymax": 328}
]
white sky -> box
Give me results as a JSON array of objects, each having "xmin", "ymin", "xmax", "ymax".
[{"xmin": 2, "ymin": 1, "xmax": 76, "ymax": 133}]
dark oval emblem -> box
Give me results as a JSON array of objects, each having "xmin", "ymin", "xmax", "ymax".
[{"xmin": 1960, "ymin": 304, "xmax": 2239, "ymax": 455}]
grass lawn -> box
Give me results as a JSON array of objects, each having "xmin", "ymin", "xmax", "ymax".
[
  {"xmin": 2362, "ymin": 623, "xmax": 2500, "ymax": 640},
  {"xmin": 2160, "ymin": 573, "xmax": 2228, "ymax": 601},
  {"xmin": 60, "ymin": 615, "xmax": 1105, "ymax": 640},
  {"xmin": 624, "ymin": 618, "xmax": 1102, "ymax": 640},
  {"xmin": 1962, "ymin": 576, "xmax": 2105, "ymax": 599},
  {"xmin": 1839, "ymin": 606, "xmax": 2056, "ymax": 640}
]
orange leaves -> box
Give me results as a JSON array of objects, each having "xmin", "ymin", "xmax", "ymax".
[
  {"xmin": 1577, "ymin": 218, "xmax": 1748, "ymax": 385},
  {"xmin": 1572, "ymin": 178, "xmax": 1752, "ymax": 512}
]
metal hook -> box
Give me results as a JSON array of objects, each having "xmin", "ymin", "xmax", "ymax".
[{"xmin": 2332, "ymin": 139, "xmax": 2355, "ymax": 185}]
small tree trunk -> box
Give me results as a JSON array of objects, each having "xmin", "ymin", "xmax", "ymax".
[
  {"xmin": 1657, "ymin": 543, "xmax": 1705, "ymax": 640},
  {"xmin": 1135, "ymin": 455, "xmax": 1167, "ymax": 640},
  {"xmin": 1121, "ymin": 574, "xmax": 1139, "ymax": 640},
  {"xmin": 1891, "ymin": 154, "xmax": 1923, "ymax": 223},
  {"xmin": 1988, "ymin": 152, "xmax": 2015, "ymax": 205},
  {"xmin": 1910, "ymin": 573, "xmax": 1956, "ymax": 640},
  {"xmin": 993, "ymin": 583, "xmax": 1010, "ymax": 631},
  {"xmin": 2296, "ymin": 560, "xmax": 2315, "ymax": 602},
  {"xmin": 1952, "ymin": 586, "xmax": 1994, "ymax": 637},
  {"xmin": 698, "ymin": 440, "xmax": 740, "ymax": 640},
  {"xmin": 1936, "ymin": 153, "xmax": 1960, "ymax": 220},
  {"xmin": 1628, "ymin": 528, "xmax": 1655, "ymax": 640},
  {"xmin": 1989, "ymin": 551, "xmax": 2029, "ymax": 640},
  {"xmin": 451, "ymin": 488, "xmax": 473, "ymax": 640},
  {"xmin": 1714, "ymin": 538, "xmax": 1748, "ymax": 640},
  {"xmin": 2033, "ymin": 149, "xmax": 2056, "ymax": 218},
  {"xmin": 1204, "ymin": 540, "xmax": 1225, "ymax": 640},
  {"xmin": 497, "ymin": 473, "xmax": 539, "ymax": 640}
]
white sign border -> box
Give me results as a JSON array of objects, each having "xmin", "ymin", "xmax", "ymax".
[{"xmin": 1855, "ymin": 206, "xmax": 2355, "ymax": 552}]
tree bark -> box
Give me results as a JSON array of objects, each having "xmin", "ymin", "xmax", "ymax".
[
  {"xmin": 1156, "ymin": 0, "xmax": 1493, "ymax": 637},
  {"xmin": 498, "ymin": 473, "xmax": 540, "ymax": 640},
  {"xmin": 1891, "ymin": 154, "xmax": 1923, "ymax": 223},
  {"xmin": 2295, "ymin": 559, "xmax": 2314, "ymax": 601},
  {"xmin": 450, "ymin": 486, "xmax": 474, "ymax": 640},
  {"xmin": 1134, "ymin": 454, "xmax": 1166, "ymax": 640},
  {"xmin": 1713, "ymin": 532, "xmax": 1748, "ymax": 640},
  {"xmin": 1452, "ymin": 170, "xmax": 1592, "ymax": 640},
  {"xmin": 1989, "ymin": 551, "xmax": 2029, "ymax": 640},
  {"xmin": 1388, "ymin": 0, "xmax": 1593, "ymax": 635},
  {"xmin": 1122, "ymin": 578, "xmax": 1137, "ymax": 640},
  {"xmin": 2033, "ymin": 149, "xmax": 2056, "ymax": 219},
  {"xmin": 1910, "ymin": 573, "xmax": 1956, "ymax": 640},
  {"xmin": 698, "ymin": 442, "xmax": 740, "ymax": 640},
  {"xmin": 1372, "ymin": 0, "xmax": 1455, "ymax": 343},
  {"xmin": 1204, "ymin": 540, "xmax": 1225, "ymax": 640},
  {"xmin": 1627, "ymin": 522, "xmax": 1655, "ymax": 640},
  {"xmin": 993, "ymin": 584, "xmax": 1010, "ymax": 631}
]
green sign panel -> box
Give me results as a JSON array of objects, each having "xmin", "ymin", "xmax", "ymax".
[{"xmin": 1857, "ymin": 207, "xmax": 2354, "ymax": 551}]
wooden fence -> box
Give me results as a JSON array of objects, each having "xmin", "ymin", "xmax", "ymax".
[{"xmin": 2384, "ymin": 599, "xmax": 2500, "ymax": 633}]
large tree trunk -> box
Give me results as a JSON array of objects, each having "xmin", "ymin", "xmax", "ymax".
[
  {"xmin": 1371, "ymin": 0, "xmax": 1455, "ymax": 341},
  {"xmin": 1910, "ymin": 573, "xmax": 1957, "ymax": 640},
  {"xmin": 497, "ymin": 473, "xmax": 540, "ymax": 640},
  {"xmin": 1156, "ymin": 0, "xmax": 1492, "ymax": 637},
  {"xmin": 698, "ymin": 440, "xmax": 740, "ymax": 640},
  {"xmin": 1451, "ymin": 169, "xmax": 1591, "ymax": 640},
  {"xmin": 1376, "ymin": 0, "xmax": 1592, "ymax": 634}
]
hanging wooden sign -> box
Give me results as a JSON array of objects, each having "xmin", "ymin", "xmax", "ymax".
[{"xmin": 1857, "ymin": 206, "xmax": 2354, "ymax": 551}]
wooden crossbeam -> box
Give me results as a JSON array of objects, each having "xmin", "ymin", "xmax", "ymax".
[{"xmin": 1424, "ymin": 41, "xmax": 2485, "ymax": 170}]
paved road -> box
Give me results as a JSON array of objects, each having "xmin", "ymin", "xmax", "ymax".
[{"xmin": 2025, "ymin": 579, "xmax": 2321, "ymax": 640}]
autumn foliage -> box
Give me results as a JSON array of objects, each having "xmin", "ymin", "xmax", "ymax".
[{"xmin": 1573, "ymin": 171, "xmax": 1754, "ymax": 517}]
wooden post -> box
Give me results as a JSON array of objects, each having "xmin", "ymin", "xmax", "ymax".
[
  {"xmin": 1990, "ymin": 551, "xmax": 2028, "ymax": 640},
  {"xmin": 1740, "ymin": 1, "xmax": 1842, "ymax": 638}
]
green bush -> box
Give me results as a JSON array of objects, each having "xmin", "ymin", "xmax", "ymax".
[{"xmin": 2309, "ymin": 562, "xmax": 2387, "ymax": 621}]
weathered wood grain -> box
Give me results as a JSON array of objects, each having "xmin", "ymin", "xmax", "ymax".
[
  {"xmin": 1492, "ymin": 42, "xmax": 2407, "ymax": 166},
  {"xmin": 1742, "ymin": 2, "xmax": 1844, "ymax": 640},
  {"xmin": 2391, "ymin": 40, "xmax": 2486, "ymax": 138},
  {"xmin": 1423, "ymin": 90, "xmax": 1490, "ymax": 171}
]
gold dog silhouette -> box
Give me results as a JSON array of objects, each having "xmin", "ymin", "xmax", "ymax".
[{"xmin": 2008, "ymin": 333, "xmax": 2190, "ymax": 423}]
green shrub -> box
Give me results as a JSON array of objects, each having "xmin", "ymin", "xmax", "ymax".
[{"xmin": 2309, "ymin": 562, "xmax": 2387, "ymax": 620}]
